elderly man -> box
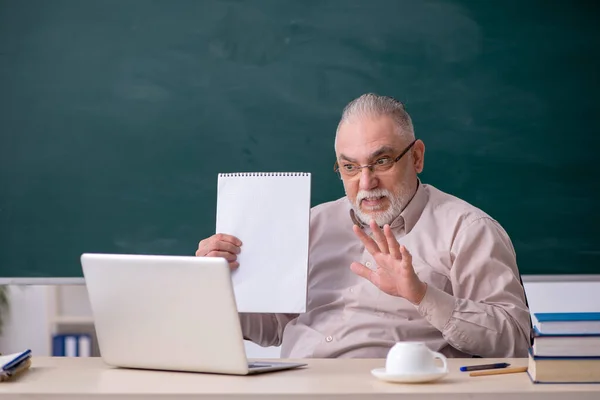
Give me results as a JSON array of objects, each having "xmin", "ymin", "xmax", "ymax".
[{"xmin": 196, "ymin": 93, "xmax": 531, "ymax": 358}]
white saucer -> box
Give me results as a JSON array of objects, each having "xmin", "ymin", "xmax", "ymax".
[{"xmin": 371, "ymin": 368, "xmax": 448, "ymax": 383}]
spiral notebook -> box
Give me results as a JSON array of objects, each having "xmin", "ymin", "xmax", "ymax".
[{"xmin": 216, "ymin": 172, "xmax": 311, "ymax": 313}]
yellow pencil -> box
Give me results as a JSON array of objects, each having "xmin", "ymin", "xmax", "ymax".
[{"xmin": 469, "ymin": 366, "xmax": 528, "ymax": 377}]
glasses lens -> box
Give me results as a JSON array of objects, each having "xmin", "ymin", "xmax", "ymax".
[{"xmin": 375, "ymin": 158, "xmax": 395, "ymax": 171}]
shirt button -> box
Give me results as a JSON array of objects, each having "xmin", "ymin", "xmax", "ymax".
[
  {"xmin": 326, "ymin": 336, "xmax": 333, "ymax": 342},
  {"xmin": 365, "ymin": 261, "xmax": 372, "ymax": 268},
  {"xmin": 349, "ymin": 288, "xmax": 354, "ymax": 293}
]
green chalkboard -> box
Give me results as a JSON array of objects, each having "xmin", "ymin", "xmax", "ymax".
[{"xmin": 1, "ymin": 0, "xmax": 598, "ymax": 278}]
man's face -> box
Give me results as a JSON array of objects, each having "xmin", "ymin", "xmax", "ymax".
[{"xmin": 335, "ymin": 115, "xmax": 423, "ymax": 226}]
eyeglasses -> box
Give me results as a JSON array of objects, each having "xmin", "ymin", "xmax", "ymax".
[{"xmin": 334, "ymin": 139, "xmax": 417, "ymax": 178}]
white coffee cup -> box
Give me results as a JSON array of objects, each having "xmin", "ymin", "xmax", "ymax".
[{"xmin": 385, "ymin": 341, "xmax": 448, "ymax": 375}]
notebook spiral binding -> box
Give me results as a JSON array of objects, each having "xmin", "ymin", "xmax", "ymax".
[{"xmin": 218, "ymin": 172, "xmax": 310, "ymax": 177}]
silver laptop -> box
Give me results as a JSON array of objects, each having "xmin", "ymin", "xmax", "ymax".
[{"xmin": 80, "ymin": 253, "xmax": 306, "ymax": 375}]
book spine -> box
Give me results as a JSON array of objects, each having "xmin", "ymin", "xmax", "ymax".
[
  {"xmin": 52, "ymin": 334, "xmax": 65, "ymax": 357},
  {"xmin": 65, "ymin": 335, "xmax": 77, "ymax": 357},
  {"xmin": 78, "ymin": 335, "xmax": 92, "ymax": 357}
]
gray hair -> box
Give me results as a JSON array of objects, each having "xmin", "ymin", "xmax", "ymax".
[{"xmin": 335, "ymin": 93, "xmax": 415, "ymax": 143}]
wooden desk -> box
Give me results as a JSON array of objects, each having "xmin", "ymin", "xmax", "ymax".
[{"xmin": 1, "ymin": 357, "xmax": 599, "ymax": 399}]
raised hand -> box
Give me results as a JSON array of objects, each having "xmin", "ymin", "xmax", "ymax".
[{"xmin": 351, "ymin": 220, "xmax": 427, "ymax": 304}]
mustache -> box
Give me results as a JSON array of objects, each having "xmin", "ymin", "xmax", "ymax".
[{"xmin": 356, "ymin": 189, "xmax": 392, "ymax": 202}]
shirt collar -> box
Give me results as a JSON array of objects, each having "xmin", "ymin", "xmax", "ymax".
[{"xmin": 349, "ymin": 179, "xmax": 428, "ymax": 234}]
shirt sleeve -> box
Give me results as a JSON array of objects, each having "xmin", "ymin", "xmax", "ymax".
[
  {"xmin": 239, "ymin": 313, "xmax": 298, "ymax": 347},
  {"xmin": 416, "ymin": 217, "xmax": 532, "ymax": 357}
]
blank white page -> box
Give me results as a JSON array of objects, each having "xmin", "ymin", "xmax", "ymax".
[{"xmin": 215, "ymin": 172, "xmax": 311, "ymax": 313}]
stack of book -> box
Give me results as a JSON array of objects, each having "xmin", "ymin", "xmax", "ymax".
[
  {"xmin": 52, "ymin": 333, "xmax": 92, "ymax": 357},
  {"xmin": 528, "ymin": 312, "xmax": 600, "ymax": 383}
]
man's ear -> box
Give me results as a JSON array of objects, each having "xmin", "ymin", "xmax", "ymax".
[{"xmin": 412, "ymin": 140, "xmax": 425, "ymax": 173}]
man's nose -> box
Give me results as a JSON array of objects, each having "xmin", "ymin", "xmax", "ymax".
[{"xmin": 358, "ymin": 167, "xmax": 378, "ymax": 191}]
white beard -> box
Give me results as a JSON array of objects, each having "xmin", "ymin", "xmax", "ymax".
[{"xmin": 349, "ymin": 183, "xmax": 414, "ymax": 227}]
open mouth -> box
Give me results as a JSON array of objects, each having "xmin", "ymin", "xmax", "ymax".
[{"xmin": 361, "ymin": 196, "xmax": 386, "ymax": 209}]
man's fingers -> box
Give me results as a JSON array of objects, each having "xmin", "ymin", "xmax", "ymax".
[
  {"xmin": 370, "ymin": 221, "xmax": 389, "ymax": 254},
  {"xmin": 400, "ymin": 245, "xmax": 413, "ymax": 269},
  {"xmin": 212, "ymin": 240, "xmax": 241, "ymax": 254},
  {"xmin": 352, "ymin": 225, "xmax": 381, "ymax": 255},
  {"xmin": 229, "ymin": 261, "xmax": 240, "ymax": 270},
  {"xmin": 196, "ymin": 234, "xmax": 242, "ymax": 257},
  {"xmin": 350, "ymin": 262, "xmax": 375, "ymax": 282},
  {"xmin": 384, "ymin": 224, "xmax": 401, "ymax": 259},
  {"xmin": 214, "ymin": 233, "xmax": 243, "ymax": 247},
  {"xmin": 206, "ymin": 250, "xmax": 237, "ymax": 262}
]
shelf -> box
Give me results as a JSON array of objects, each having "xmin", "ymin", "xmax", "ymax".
[{"xmin": 51, "ymin": 316, "xmax": 94, "ymax": 325}]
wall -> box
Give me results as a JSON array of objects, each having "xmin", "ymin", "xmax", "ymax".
[
  {"xmin": 1, "ymin": 281, "xmax": 599, "ymax": 357},
  {"xmin": 0, "ymin": 286, "xmax": 51, "ymax": 356}
]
